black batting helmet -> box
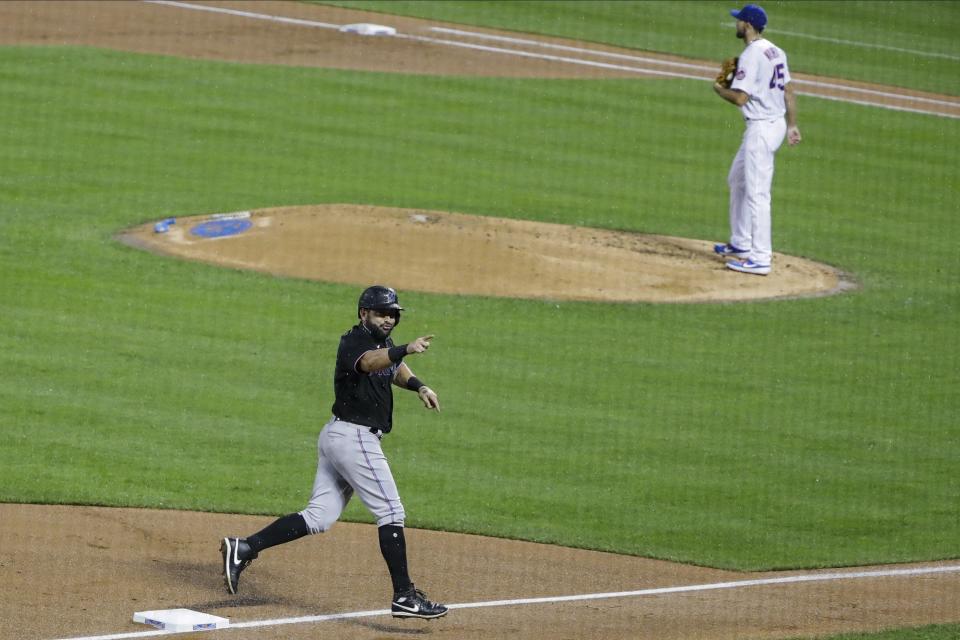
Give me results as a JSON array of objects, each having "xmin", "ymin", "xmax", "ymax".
[{"xmin": 357, "ymin": 285, "xmax": 403, "ymax": 322}]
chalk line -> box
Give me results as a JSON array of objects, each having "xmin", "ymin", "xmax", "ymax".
[
  {"xmin": 52, "ymin": 563, "xmax": 960, "ymax": 640},
  {"xmin": 145, "ymin": 0, "xmax": 958, "ymax": 118}
]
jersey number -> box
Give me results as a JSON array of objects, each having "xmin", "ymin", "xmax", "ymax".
[{"xmin": 769, "ymin": 63, "xmax": 785, "ymax": 90}]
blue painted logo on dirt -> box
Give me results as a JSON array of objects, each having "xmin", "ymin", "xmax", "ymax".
[
  {"xmin": 153, "ymin": 217, "xmax": 176, "ymax": 233},
  {"xmin": 190, "ymin": 218, "xmax": 252, "ymax": 238}
]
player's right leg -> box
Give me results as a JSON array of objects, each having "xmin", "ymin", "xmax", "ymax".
[
  {"xmin": 220, "ymin": 418, "xmax": 350, "ymax": 595},
  {"xmin": 221, "ymin": 510, "xmax": 315, "ymax": 595},
  {"xmin": 300, "ymin": 417, "xmax": 354, "ymax": 533},
  {"xmin": 728, "ymin": 136, "xmax": 751, "ymax": 250},
  {"xmin": 220, "ymin": 536, "xmax": 257, "ymax": 595},
  {"xmin": 716, "ymin": 138, "xmax": 750, "ymax": 257}
]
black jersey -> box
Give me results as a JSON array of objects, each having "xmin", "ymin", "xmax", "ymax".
[{"xmin": 331, "ymin": 323, "xmax": 398, "ymax": 432}]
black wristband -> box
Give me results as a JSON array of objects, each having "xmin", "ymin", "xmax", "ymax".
[
  {"xmin": 406, "ymin": 376, "xmax": 425, "ymax": 392},
  {"xmin": 388, "ymin": 344, "xmax": 407, "ymax": 363}
]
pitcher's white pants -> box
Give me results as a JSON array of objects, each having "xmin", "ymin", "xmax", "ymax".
[{"xmin": 727, "ymin": 118, "xmax": 786, "ymax": 267}]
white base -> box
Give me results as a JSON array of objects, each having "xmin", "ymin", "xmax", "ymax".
[
  {"xmin": 339, "ymin": 23, "xmax": 397, "ymax": 36},
  {"xmin": 133, "ymin": 609, "xmax": 229, "ymax": 633}
]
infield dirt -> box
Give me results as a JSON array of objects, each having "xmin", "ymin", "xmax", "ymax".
[
  {"xmin": 3, "ymin": 504, "xmax": 959, "ymax": 640},
  {"xmin": 121, "ymin": 205, "xmax": 852, "ymax": 304}
]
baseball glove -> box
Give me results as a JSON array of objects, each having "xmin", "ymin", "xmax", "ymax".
[{"xmin": 715, "ymin": 56, "xmax": 738, "ymax": 88}]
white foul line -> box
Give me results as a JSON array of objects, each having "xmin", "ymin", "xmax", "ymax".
[
  {"xmin": 145, "ymin": 0, "xmax": 958, "ymax": 118},
  {"xmin": 394, "ymin": 32, "xmax": 707, "ymax": 80},
  {"xmin": 429, "ymin": 26, "xmax": 715, "ymax": 72},
  {"xmin": 449, "ymin": 564, "xmax": 960, "ymax": 611},
  {"xmin": 52, "ymin": 564, "xmax": 960, "ymax": 640},
  {"xmin": 431, "ymin": 26, "xmax": 960, "ymax": 110},
  {"xmin": 145, "ymin": 0, "xmax": 339, "ymax": 29}
]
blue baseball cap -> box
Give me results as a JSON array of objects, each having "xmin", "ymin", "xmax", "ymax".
[{"xmin": 730, "ymin": 4, "xmax": 767, "ymax": 31}]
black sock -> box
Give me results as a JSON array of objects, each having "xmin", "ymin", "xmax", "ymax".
[
  {"xmin": 246, "ymin": 513, "xmax": 309, "ymax": 554},
  {"xmin": 378, "ymin": 525, "xmax": 412, "ymax": 594}
]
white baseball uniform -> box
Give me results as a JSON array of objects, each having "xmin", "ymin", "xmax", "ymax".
[{"xmin": 727, "ymin": 37, "xmax": 791, "ymax": 267}]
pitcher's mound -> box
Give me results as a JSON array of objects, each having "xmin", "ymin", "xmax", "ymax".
[{"xmin": 121, "ymin": 204, "xmax": 853, "ymax": 303}]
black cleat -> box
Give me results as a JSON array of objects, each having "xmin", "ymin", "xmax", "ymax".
[
  {"xmin": 220, "ymin": 537, "xmax": 257, "ymax": 595},
  {"xmin": 391, "ymin": 586, "xmax": 448, "ymax": 620}
]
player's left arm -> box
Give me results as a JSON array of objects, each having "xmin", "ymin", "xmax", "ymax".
[
  {"xmin": 393, "ymin": 362, "xmax": 440, "ymax": 412},
  {"xmin": 784, "ymin": 82, "xmax": 802, "ymax": 145}
]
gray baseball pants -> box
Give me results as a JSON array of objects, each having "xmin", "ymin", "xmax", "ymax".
[{"xmin": 299, "ymin": 417, "xmax": 406, "ymax": 533}]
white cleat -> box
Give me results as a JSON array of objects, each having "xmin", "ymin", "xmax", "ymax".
[{"xmin": 726, "ymin": 259, "xmax": 771, "ymax": 276}]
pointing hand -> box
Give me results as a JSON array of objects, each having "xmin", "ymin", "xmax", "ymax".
[{"xmin": 407, "ymin": 335, "xmax": 434, "ymax": 354}]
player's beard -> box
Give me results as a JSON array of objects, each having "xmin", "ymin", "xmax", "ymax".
[
  {"xmin": 364, "ymin": 319, "xmax": 393, "ymax": 342},
  {"xmin": 736, "ymin": 26, "xmax": 746, "ymax": 39}
]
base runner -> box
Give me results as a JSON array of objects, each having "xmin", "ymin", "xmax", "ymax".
[{"xmin": 219, "ymin": 285, "xmax": 448, "ymax": 620}]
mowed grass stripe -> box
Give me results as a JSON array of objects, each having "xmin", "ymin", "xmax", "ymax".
[{"xmin": 0, "ymin": 39, "xmax": 956, "ymax": 578}]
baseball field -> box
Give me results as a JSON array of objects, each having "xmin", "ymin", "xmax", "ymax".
[{"xmin": 0, "ymin": 1, "xmax": 958, "ymax": 639}]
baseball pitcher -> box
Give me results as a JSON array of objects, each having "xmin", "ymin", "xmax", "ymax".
[{"xmin": 713, "ymin": 4, "xmax": 802, "ymax": 276}]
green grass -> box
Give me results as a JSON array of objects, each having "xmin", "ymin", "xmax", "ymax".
[
  {"xmin": 1, "ymin": 43, "xmax": 956, "ymax": 570},
  {"xmin": 320, "ymin": 0, "xmax": 960, "ymax": 95},
  {"xmin": 0, "ymin": 3, "xmax": 958, "ymax": 638}
]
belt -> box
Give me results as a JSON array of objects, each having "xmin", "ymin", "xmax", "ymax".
[{"xmin": 333, "ymin": 416, "xmax": 383, "ymax": 439}]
